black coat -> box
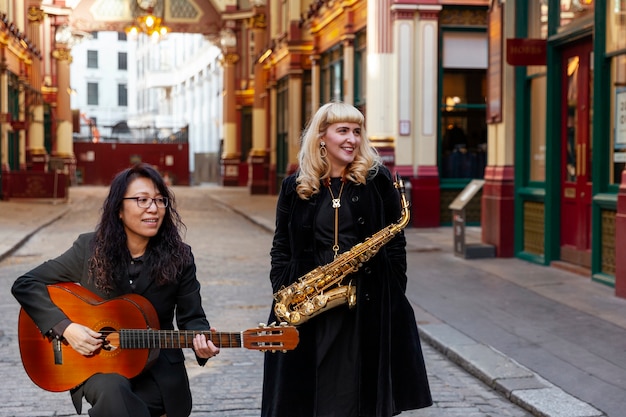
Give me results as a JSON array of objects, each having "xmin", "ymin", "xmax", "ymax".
[
  {"xmin": 11, "ymin": 232, "xmax": 210, "ymax": 417},
  {"xmin": 262, "ymin": 166, "xmax": 432, "ymax": 417}
]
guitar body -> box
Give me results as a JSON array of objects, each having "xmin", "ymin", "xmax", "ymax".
[
  {"xmin": 18, "ymin": 283, "xmax": 161, "ymax": 392},
  {"xmin": 18, "ymin": 283, "xmax": 299, "ymax": 392}
]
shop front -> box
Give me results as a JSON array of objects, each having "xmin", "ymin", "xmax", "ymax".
[{"xmin": 512, "ymin": 1, "xmax": 626, "ymax": 297}]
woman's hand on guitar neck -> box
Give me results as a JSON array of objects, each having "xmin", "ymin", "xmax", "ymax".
[
  {"xmin": 192, "ymin": 328, "xmax": 220, "ymax": 359},
  {"xmin": 62, "ymin": 323, "xmax": 103, "ymax": 356}
]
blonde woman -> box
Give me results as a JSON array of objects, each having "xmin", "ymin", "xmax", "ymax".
[{"xmin": 262, "ymin": 102, "xmax": 432, "ymax": 416}]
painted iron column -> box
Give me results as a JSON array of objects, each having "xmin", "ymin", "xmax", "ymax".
[
  {"xmin": 411, "ymin": 5, "xmax": 442, "ymax": 227},
  {"xmin": 219, "ymin": 28, "xmax": 240, "ymax": 186},
  {"xmin": 27, "ymin": 6, "xmax": 46, "ymax": 171},
  {"xmin": 366, "ymin": 0, "xmax": 396, "ymax": 172},
  {"xmin": 248, "ymin": 6, "xmax": 269, "ymax": 194}
]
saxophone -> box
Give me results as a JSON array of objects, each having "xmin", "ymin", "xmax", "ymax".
[{"xmin": 273, "ymin": 173, "xmax": 411, "ymax": 325}]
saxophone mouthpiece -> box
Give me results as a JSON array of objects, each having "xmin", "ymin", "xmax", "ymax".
[{"xmin": 394, "ymin": 172, "xmax": 405, "ymax": 193}]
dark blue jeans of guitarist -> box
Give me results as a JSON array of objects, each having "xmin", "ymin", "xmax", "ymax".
[{"xmin": 12, "ymin": 163, "xmax": 220, "ymax": 417}]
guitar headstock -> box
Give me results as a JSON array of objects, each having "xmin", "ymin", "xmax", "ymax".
[{"xmin": 242, "ymin": 322, "xmax": 299, "ymax": 352}]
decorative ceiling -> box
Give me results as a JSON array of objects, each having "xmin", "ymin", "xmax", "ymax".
[{"xmin": 67, "ymin": 0, "xmax": 222, "ymax": 35}]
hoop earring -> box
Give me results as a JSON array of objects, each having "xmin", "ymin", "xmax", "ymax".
[{"xmin": 320, "ymin": 141, "xmax": 328, "ymax": 158}]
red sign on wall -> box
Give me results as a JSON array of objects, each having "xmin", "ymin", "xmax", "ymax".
[
  {"xmin": 11, "ymin": 120, "xmax": 26, "ymax": 130},
  {"xmin": 506, "ymin": 38, "xmax": 547, "ymax": 66}
]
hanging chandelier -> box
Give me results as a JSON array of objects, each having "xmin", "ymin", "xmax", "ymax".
[{"xmin": 125, "ymin": 0, "xmax": 169, "ymax": 40}]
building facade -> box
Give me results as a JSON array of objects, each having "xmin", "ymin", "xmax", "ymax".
[
  {"xmin": 220, "ymin": 0, "xmax": 626, "ymax": 298},
  {"xmin": 4, "ymin": 0, "xmax": 626, "ymax": 298},
  {"xmin": 0, "ymin": 0, "xmax": 225, "ymax": 195}
]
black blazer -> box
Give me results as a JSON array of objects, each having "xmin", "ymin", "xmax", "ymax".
[{"xmin": 12, "ymin": 232, "xmax": 210, "ymax": 417}]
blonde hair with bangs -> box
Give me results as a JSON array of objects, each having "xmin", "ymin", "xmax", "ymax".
[{"xmin": 296, "ymin": 101, "xmax": 381, "ymax": 199}]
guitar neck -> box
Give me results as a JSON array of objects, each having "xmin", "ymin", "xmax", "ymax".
[{"xmin": 120, "ymin": 329, "xmax": 243, "ymax": 349}]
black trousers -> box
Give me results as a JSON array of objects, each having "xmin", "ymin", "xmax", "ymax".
[{"xmin": 80, "ymin": 372, "xmax": 165, "ymax": 417}]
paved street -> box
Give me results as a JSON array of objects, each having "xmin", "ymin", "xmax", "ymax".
[{"xmin": 0, "ymin": 186, "xmax": 534, "ymax": 417}]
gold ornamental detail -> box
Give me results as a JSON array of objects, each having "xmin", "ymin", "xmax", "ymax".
[
  {"xmin": 28, "ymin": 7, "xmax": 45, "ymax": 22},
  {"xmin": 220, "ymin": 53, "xmax": 239, "ymax": 66},
  {"xmin": 52, "ymin": 48, "xmax": 73, "ymax": 63}
]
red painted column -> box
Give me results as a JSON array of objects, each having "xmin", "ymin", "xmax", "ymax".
[
  {"xmin": 481, "ymin": 165, "xmax": 515, "ymax": 257},
  {"xmin": 220, "ymin": 50, "xmax": 240, "ymax": 187},
  {"xmin": 614, "ymin": 170, "xmax": 626, "ymax": 298},
  {"xmin": 411, "ymin": 166, "xmax": 440, "ymax": 227}
]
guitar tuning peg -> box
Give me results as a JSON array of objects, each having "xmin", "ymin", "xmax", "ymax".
[
  {"xmin": 269, "ymin": 321, "xmax": 277, "ymax": 327},
  {"xmin": 279, "ymin": 322, "xmax": 288, "ymax": 327},
  {"xmin": 258, "ymin": 322, "xmax": 266, "ymax": 328}
]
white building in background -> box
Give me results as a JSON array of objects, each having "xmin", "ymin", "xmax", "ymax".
[
  {"xmin": 70, "ymin": 31, "xmax": 131, "ymax": 142},
  {"xmin": 70, "ymin": 31, "xmax": 224, "ymax": 184}
]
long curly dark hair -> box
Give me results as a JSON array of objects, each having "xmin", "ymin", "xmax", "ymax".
[{"xmin": 88, "ymin": 163, "xmax": 191, "ymax": 293}]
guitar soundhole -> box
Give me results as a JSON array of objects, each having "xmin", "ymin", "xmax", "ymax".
[{"xmin": 100, "ymin": 326, "xmax": 120, "ymax": 351}]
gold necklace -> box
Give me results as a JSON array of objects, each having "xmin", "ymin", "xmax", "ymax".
[{"xmin": 327, "ymin": 179, "xmax": 345, "ymax": 258}]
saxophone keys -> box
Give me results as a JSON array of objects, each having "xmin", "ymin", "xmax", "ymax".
[
  {"xmin": 314, "ymin": 295, "xmax": 328, "ymax": 307},
  {"xmin": 303, "ymin": 301, "xmax": 316, "ymax": 314},
  {"xmin": 290, "ymin": 312, "xmax": 301, "ymax": 324}
]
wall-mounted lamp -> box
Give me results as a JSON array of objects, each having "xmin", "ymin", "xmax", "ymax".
[
  {"xmin": 55, "ymin": 24, "xmax": 72, "ymax": 44},
  {"xmin": 219, "ymin": 28, "xmax": 237, "ymax": 51},
  {"xmin": 55, "ymin": 24, "xmax": 91, "ymax": 48}
]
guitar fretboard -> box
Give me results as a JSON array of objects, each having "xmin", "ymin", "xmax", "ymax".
[{"xmin": 120, "ymin": 330, "xmax": 243, "ymax": 349}]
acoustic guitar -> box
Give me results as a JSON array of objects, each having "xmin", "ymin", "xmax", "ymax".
[{"xmin": 18, "ymin": 282, "xmax": 299, "ymax": 392}]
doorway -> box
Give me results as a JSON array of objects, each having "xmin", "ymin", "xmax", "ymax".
[{"xmin": 560, "ymin": 38, "xmax": 593, "ymax": 268}]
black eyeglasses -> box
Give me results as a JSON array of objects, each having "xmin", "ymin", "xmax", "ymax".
[{"xmin": 123, "ymin": 197, "xmax": 169, "ymax": 208}]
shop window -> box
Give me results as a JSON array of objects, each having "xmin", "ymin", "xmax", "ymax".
[
  {"xmin": 559, "ymin": 0, "xmax": 594, "ymax": 30},
  {"xmin": 241, "ymin": 107, "xmax": 252, "ymax": 162},
  {"xmin": 279, "ymin": 0, "xmax": 289, "ymax": 37},
  {"xmin": 609, "ymin": 54, "xmax": 626, "ymax": 184},
  {"xmin": 525, "ymin": 0, "xmax": 548, "ymax": 183},
  {"xmin": 7, "ymin": 72, "xmax": 19, "ymax": 170},
  {"xmin": 276, "ymin": 78, "xmax": 289, "ymax": 186},
  {"xmin": 607, "ymin": 3, "xmax": 626, "ymax": 185},
  {"xmin": 354, "ymin": 31, "xmax": 367, "ymax": 111},
  {"xmin": 529, "ymin": 75, "xmax": 547, "ymax": 182},
  {"xmin": 440, "ymin": 30, "xmax": 487, "ymax": 180},
  {"xmin": 440, "ymin": 69, "xmax": 487, "ymax": 179},
  {"xmin": 528, "ymin": 0, "xmax": 548, "ymax": 39},
  {"xmin": 320, "ymin": 46, "xmax": 343, "ymax": 104},
  {"xmin": 607, "ymin": 2, "xmax": 626, "ymax": 53}
]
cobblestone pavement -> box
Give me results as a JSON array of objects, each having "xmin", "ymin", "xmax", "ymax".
[{"xmin": 0, "ymin": 186, "xmax": 531, "ymax": 417}]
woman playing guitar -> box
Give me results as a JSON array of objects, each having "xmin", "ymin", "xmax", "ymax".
[{"xmin": 12, "ymin": 163, "xmax": 220, "ymax": 417}]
